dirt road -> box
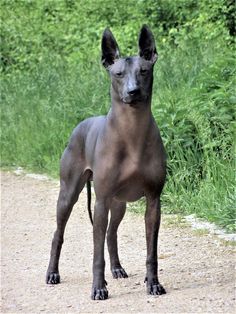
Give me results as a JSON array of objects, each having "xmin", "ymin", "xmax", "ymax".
[{"xmin": 1, "ymin": 171, "xmax": 235, "ymax": 313}]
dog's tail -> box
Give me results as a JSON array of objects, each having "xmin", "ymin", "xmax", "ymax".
[{"xmin": 86, "ymin": 181, "xmax": 93, "ymax": 225}]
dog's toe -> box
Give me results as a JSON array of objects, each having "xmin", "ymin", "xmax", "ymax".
[
  {"xmin": 91, "ymin": 286, "xmax": 108, "ymax": 300},
  {"xmin": 149, "ymin": 283, "xmax": 166, "ymax": 295},
  {"xmin": 145, "ymin": 278, "xmax": 166, "ymax": 295},
  {"xmin": 111, "ymin": 267, "xmax": 128, "ymax": 279},
  {"xmin": 46, "ymin": 272, "xmax": 60, "ymax": 284}
]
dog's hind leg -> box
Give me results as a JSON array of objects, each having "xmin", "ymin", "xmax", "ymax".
[
  {"xmin": 107, "ymin": 199, "xmax": 128, "ymax": 279},
  {"xmin": 46, "ymin": 147, "xmax": 90, "ymax": 284}
]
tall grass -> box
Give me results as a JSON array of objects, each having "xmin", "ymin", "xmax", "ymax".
[
  {"xmin": 153, "ymin": 40, "xmax": 235, "ymax": 231},
  {"xmin": 1, "ymin": 58, "xmax": 110, "ymax": 174},
  {"xmin": 1, "ymin": 39, "xmax": 235, "ymax": 231}
]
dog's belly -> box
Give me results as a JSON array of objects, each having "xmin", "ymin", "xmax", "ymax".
[{"xmin": 114, "ymin": 179, "xmax": 144, "ymax": 202}]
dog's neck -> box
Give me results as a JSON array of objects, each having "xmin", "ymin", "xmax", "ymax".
[{"xmin": 107, "ymin": 91, "xmax": 154, "ymax": 151}]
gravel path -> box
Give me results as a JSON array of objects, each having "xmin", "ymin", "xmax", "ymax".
[{"xmin": 1, "ymin": 171, "xmax": 235, "ymax": 313}]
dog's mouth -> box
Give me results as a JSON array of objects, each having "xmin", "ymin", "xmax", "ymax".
[
  {"xmin": 122, "ymin": 95, "xmax": 147, "ymax": 107},
  {"xmin": 122, "ymin": 95, "xmax": 142, "ymax": 105}
]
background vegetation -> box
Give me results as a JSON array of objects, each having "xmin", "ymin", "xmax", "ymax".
[{"xmin": 1, "ymin": 0, "xmax": 235, "ymax": 231}]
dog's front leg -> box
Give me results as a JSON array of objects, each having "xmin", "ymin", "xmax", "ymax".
[
  {"xmin": 145, "ymin": 196, "xmax": 166, "ymax": 295},
  {"xmin": 91, "ymin": 199, "xmax": 109, "ymax": 300}
]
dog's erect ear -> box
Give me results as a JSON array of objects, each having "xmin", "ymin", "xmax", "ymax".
[
  {"xmin": 138, "ymin": 25, "xmax": 158, "ymax": 64},
  {"xmin": 101, "ymin": 28, "xmax": 120, "ymax": 68}
]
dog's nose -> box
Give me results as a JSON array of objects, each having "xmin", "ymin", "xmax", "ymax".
[{"xmin": 127, "ymin": 88, "xmax": 140, "ymax": 96}]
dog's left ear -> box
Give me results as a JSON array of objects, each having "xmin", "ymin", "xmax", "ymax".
[{"xmin": 138, "ymin": 25, "xmax": 158, "ymax": 64}]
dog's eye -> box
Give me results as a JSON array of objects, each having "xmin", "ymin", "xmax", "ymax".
[
  {"xmin": 140, "ymin": 69, "xmax": 148, "ymax": 75},
  {"xmin": 115, "ymin": 72, "xmax": 123, "ymax": 77}
]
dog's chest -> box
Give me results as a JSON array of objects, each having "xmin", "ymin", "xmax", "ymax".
[{"xmin": 114, "ymin": 153, "xmax": 159, "ymax": 202}]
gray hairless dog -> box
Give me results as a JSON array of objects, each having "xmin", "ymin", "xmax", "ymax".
[{"xmin": 46, "ymin": 25, "xmax": 167, "ymax": 300}]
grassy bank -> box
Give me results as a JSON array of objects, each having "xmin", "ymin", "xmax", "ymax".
[
  {"xmin": 1, "ymin": 0, "xmax": 235, "ymax": 231},
  {"xmin": 1, "ymin": 37, "xmax": 235, "ymax": 231}
]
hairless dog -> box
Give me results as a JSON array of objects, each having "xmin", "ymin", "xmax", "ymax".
[{"xmin": 46, "ymin": 25, "xmax": 167, "ymax": 300}]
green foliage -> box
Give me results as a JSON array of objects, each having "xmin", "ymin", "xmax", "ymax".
[
  {"xmin": 0, "ymin": 59, "xmax": 109, "ymax": 174},
  {"xmin": 153, "ymin": 40, "xmax": 235, "ymax": 231},
  {"xmin": 1, "ymin": 0, "xmax": 235, "ymax": 231},
  {"xmin": 1, "ymin": 0, "xmax": 152, "ymax": 71}
]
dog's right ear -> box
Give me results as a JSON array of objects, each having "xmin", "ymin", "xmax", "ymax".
[{"xmin": 101, "ymin": 29, "xmax": 120, "ymax": 68}]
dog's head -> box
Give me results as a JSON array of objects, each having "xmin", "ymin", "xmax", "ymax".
[{"xmin": 101, "ymin": 25, "xmax": 158, "ymax": 107}]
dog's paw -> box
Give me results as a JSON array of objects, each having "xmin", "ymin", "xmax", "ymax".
[
  {"xmin": 46, "ymin": 272, "xmax": 60, "ymax": 284},
  {"xmin": 147, "ymin": 282, "xmax": 166, "ymax": 295},
  {"xmin": 145, "ymin": 277, "xmax": 166, "ymax": 295},
  {"xmin": 111, "ymin": 267, "xmax": 128, "ymax": 279},
  {"xmin": 91, "ymin": 283, "xmax": 108, "ymax": 300}
]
